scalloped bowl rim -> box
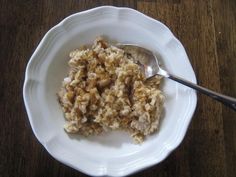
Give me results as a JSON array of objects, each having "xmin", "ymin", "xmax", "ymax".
[{"xmin": 23, "ymin": 6, "xmax": 197, "ymax": 177}]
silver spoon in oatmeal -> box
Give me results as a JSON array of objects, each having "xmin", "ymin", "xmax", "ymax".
[{"xmin": 118, "ymin": 44, "xmax": 236, "ymax": 111}]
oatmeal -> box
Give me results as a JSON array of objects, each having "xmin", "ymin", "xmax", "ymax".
[{"xmin": 57, "ymin": 37, "xmax": 164, "ymax": 143}]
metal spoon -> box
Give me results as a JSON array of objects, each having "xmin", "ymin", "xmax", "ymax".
[{"xmin": 118, "ymin": 44, "xmax": 236, "ymax": 111}]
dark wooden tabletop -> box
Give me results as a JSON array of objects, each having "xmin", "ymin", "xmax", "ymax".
[{"xmin": 1, "ymin": 0, "xmax": 236, "ymax": 177}]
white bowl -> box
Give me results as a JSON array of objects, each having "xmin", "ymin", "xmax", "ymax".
[{"xmin": 23, "ymin": 6, "xmax": 197, "ymax": 177}]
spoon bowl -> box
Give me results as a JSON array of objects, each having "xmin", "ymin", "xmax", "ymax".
[{"xmin": 118, "ymin": 44, "xmax": 169, "ymax": 79}]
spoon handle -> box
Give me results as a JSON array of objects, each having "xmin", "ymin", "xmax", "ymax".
[{"xmin": 168, "ymin": 74, "xmax": 236, "ymax": 111}]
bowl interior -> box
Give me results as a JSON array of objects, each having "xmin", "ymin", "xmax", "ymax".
[{"xmin": 39, "ymin": 21, "xmax": 191, "ymax": 157}]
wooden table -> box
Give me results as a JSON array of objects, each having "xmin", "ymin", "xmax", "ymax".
[{"xmin": 1, "ymin": 0, "xmax": 236, "ymax": 177}]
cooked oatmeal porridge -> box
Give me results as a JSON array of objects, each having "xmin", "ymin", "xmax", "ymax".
[{"xmin": 57, "ymin": 37, "xmax": 164, "ymax": 143}]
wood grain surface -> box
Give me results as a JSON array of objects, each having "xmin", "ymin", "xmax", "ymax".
[{"xmin": 0, "ymin": 0, "xmax": 235, "ymax": 177}]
